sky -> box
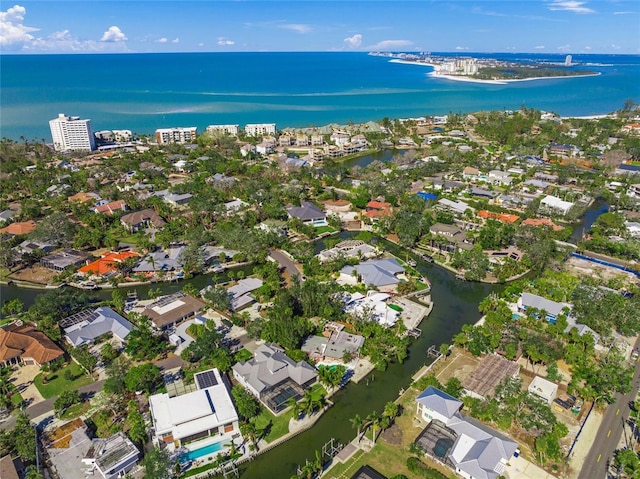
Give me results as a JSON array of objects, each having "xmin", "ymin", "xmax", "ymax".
[{"xmin": 1, "ymin": 1, "xmax": 639, "ymax": 54}]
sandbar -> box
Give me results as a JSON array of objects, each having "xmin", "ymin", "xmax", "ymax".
[{"xmin": 389, "ymin": 58, "xmax": 601, "ymax": 85}]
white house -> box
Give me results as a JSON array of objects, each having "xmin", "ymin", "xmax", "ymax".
[
  {"xmin": 527, "ymin": 376, "xmax": 558, "ymax": 404},
  {"xmin": 149, "ymin": 368, "xmax": 240, "ymax": 450},
  {"xmin": 414, "ymin": 387, "xmax": 519, "ymax": 479},
  {"xmin": 540, "ymin": 195, "xmax": 574, "ymax": 216}
]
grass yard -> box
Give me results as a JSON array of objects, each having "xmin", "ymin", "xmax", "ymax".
[
  {"xmin": 253, "ymin": 408, "xmax": 294, "ymax": 443},
  {"xmin": 34, "ymin": 363, "xmax": 94, "ymax": 399},
  {"xmin": 60, "ymin": 401, "xmax": 91, "ymax": 420},
  {"xmin": 324, "ymin": 388, "xmax": 453, "ymax": 479},
  {"xmin": 315, "ymin": 226, "xmax": 337, "ymax": 235},
  {"xmin": 9, "ymin": 383, "xmax": 24, "ymax": 408}
]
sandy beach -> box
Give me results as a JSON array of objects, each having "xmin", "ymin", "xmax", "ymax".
[{"xmin": 389, "ymin": 58, "xmax": 601, "ymax": 85}]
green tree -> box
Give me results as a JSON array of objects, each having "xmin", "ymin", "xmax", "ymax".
[
  {"xmin": 142, "ymin": 447, "xmax": 172, "ymax": 479},
  {"xmin": 54, "ymin": 390, "xmax": 82, "ymax": 417},
  {"xmin": 124, "ymin": 363, "xmax": 162, "ymax": 394},
  {"xmin": 231, "ymin": 385, "xmax": 262, "ymax": 420},
  {"xmin": 350, "ymin": 413, "xmax": 364, "ymax": 440},
  {"xmin": 71, "ymin": 346, "xmax": 98, "ymax": 376}
]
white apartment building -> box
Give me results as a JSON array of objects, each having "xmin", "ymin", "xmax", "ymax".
[
  {"xmin": 155, "ymin": 127, "xmax": 198, "ymax": 144},
  {"xmin": 245, "ymin": 123, "xmax": 276, "ymax": 136},
  {"xmin": 206, "ymin": 124, "xmax": 239, "ymax": 136},
  {"xmin": 49, "ymin": 113, "xmax": 96, "ymax": 152}
]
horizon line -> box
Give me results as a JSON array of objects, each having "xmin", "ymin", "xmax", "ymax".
[{"xmin": 1, "ymin": 50, "xmax": 639, "ymax": 56}]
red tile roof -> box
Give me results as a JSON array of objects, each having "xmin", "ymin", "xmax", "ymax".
[
  {"xmin": 478, "ymin": 210, "xmax": 520, "ymax": 224},
  {"xmin": 77, "ymin": 251, "xmax": 140, "ymax": 276},
  {"xmin": 0, "ymin": 220, "xmax": 36, "ymax": 235},
  {"xmin": 0, "ymin": 323, "xmax": 64, "ymax": 366},
  {"xmin": 521, "ymin": 218, "xmax": 563, "ymax": 231}
]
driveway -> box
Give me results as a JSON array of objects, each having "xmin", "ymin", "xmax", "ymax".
[
  {"xmin": 10, "ymin": 364, "xmax": 44, "ymax": 406},
  {"xmin": 269, "ymin": 249, "xmax": 304, "ymax": 281},
  {"xmin": 174, "ymin": 319, "xmax": 196, "ymax": 355}
]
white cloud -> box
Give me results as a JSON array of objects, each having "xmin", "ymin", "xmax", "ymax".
[
  {"xmin": 534, "ymin": 45, "xmax": 545, "ymax": 49},
  {"xmin": 0, "ymin": 4, "xmax": 39, "ymax": 47},
  {"xmin": 611, "ymin": 44, "xmax": 621, "ymax": 50},
  {"xmin": 343, "ymin": 34, "xmax": 362, "ymax": 49},
  {"xmin": 584, "ymin": 45, "xmax": 592, "ymax": 50},
  {"xmin": 198, "ymin": 42, "xmax": 204, "ymax": 47},
  {"xmin": 217, "ymin": 37, "xmax": 235, "ymax": 46},
  {"xmin": 368, "ymin": 39, "xmax": 414, "ymax": 51},
  {"xmin": 548, "ymin": 1, "xmax": 594, "ymax": 14},
  {"xmin": 172, "ymin": 37, "xmax": 179, "ymax": 43},
  {"xmin": 614, "ymin": 11, "xmax": 639, "ymax": 15},
  {"xmin": 455, "ymin": 46, "xmax": 468, "ymax": 51},
  {"xmin": 556, "ymin": 44, "xmax": 572, "ymax": 51},
  {"xmin": 100, "ymin": 25, "xmax": 127, "ymax": 42},
  {"xmin": 278, "ymin": 23, "xmax": 312, "ymax": 34},
  {"xmin": 157, "ymin": 37, "xmax": 168, "ymax": 43}
]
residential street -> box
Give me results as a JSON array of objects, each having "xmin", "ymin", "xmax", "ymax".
[
  {"xmin": 578, "ymin": 339, "xmax": 640, "ymax": 479},
  {"xmin": 0, "ymin": 379, "xmax": 105, "ymax": 431}
]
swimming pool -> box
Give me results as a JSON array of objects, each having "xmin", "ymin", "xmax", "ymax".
[{"xmin": 180, "ymin": 439, "xmax": 226, "ymax": 462}]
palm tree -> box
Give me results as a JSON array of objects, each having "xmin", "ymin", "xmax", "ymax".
[
  {"xmin": 350, "ymin": 414, "xmax": 364, "ymax": 441},
  {"xmin": 287, "ymin": 396, "xmax": 301, "ymax": 419},
  {"xmin": 366, "ymin": 411, "xmax": 381, "ymax": 442},
  {"xmin": 383, "ymin": 401, "xmax": 399, "ymax": 421}
]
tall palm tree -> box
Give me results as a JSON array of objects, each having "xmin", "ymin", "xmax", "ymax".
[
  {"xmin": 366, "ymin": 411, "xmax": 381, "ymax": 442},
  {"xmin": 287, "ymin": 396, "xmax": 301, "ymax": 419},
  {"xmin": 350, "ymin": 414, "xmax": 364, "ymax": 441}
]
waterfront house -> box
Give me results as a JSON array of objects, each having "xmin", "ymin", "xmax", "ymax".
[
  {"xmin": 232, "ymin": 343, "xmax": 318, "ymax": 414},
  {"xmin": 428, "ymin": 223, "xmax": 473, "ymax": 253},
  {"xmin": 301, "ymin": 326, "xmax": 364, "ymax": 363},
  {"xmin": 318, "ymin": 240, "xmax": 378, "ymax": 263},
  {"xmin": 350, "ymin": 465, "xmax": 388, "ymax": 479},
  {"xmin": 141, "ymin": 292, "xmax": 205, "ymax": 330},
  {"xmin": 414, "ymin": 386, "xmax": 518, "ymax": 479},
  {"xmin": 227, "ymin": 277, "xmax": 264, "ymax": 311},
  {"xmin": 149, "ymin": 368, "xmax": 240, "ymax": 450},
  {"xmin": 339, "ymin": 258, "xmax": 405, "ymax": 292},
  {"xmin": 133, "ymin": 246, "xmax": 185, "ymax": 274},
  {"xmin": 539, "ymin": 195, "xmax": 574, "ymax": 216},
  {"xmin": 61, "ymin": 307, "xmax": 133, "ymax": 348},
  {"xmin": 0, "ymin": 323, "xmax": 64, "ymax": 367},
  {"xmin": 520, "ymin": 217, "xmax": 563, "ymax": 231},
  {"xmin": 40, "ymin": 249, "xmax": 90, "ymax": 272},
  {"xmin": 77, "ymin": 251, "xmax": 141, "ymax": 277}
]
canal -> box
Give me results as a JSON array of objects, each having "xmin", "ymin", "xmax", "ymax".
[
  {"xmin": 236, "ymin": 248, "xmax": 501, "ymax": 478},
  {"xmin": 0, "ymin": 240, "xmax": 500, "ymax": 477}
]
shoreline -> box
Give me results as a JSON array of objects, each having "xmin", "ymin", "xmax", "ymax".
[{"xmin": 389, "ymin": 58, "xmax": 602, "ymax": 85}]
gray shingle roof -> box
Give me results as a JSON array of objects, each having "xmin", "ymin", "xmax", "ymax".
[
  {"xmin": 520, "ymin": 292, "xmax": 569, "ymax": 317},
  {"xmin": 416, "ymin": 386, "xmax": 462, "ymax": 419}
]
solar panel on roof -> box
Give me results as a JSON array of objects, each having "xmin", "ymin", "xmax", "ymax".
[
  {"xmin": 195, "ymin": 370, "xmax": 218, "ymax": 390},
  {"xmin": 60, "ymin": 309, "xmax": 100, "ymax": 329}
]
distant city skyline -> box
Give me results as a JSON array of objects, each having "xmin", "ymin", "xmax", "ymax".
[{"xmin": 1, "ymin": 1, "xmax": 639, "ymax": 54}]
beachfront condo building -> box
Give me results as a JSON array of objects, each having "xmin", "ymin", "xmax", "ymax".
[
  {"xmin": 245, "ymin": 123, "xmax": 276, "ymax": 136},
  {"xmin": 155, "ymin": 127, "xmax": 198, "ymax": 144},
  {"xmin": 206, "ymin": 124, "xmax": 239, "ymax": 136},
  {"xmin": 49, "ymin": 113, "xmax": 96, "ymax": 152}
]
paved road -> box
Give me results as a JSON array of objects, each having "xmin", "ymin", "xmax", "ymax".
[
  {"xmin": 578, "ymin": 340, "xmax": 640, "ymax": 479},
  {"xmin": 269, "ymin": 249, "xmax": 304, "ymax": 280},
  {"xmin": 0, "ymin": 379, "xmax": 105, "ymax": 431}
]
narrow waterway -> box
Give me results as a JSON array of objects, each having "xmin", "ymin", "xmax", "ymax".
[
  {"xmin": 569, "ymin": 199, "xmax": 609, "ymax": 243},
  {"xmin": 236, "ymin": 251, "xmax": 500, "ymax": 478}
]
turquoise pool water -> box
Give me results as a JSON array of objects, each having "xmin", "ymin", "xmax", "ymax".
[{"xmin": 181, "ymin": 440, "xmax": 226, "ymax": 462}]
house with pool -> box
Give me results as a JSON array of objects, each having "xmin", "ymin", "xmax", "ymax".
[
  {"xmin": 414, "ymin": 386, "xmax": 518, "ymax": 479},
  {"xmin": 148, "ymin": 368, "xmax": 241, "ymax": 458}
]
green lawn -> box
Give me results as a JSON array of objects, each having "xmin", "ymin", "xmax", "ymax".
[
  {"xmin": 253, "ymin": 408, "xmax": 294, "ymax": 443},
  {"xmin": 34, "ymin": 363, "xmax": 95, "ymax": 399},
  {"xmin": 315, "ymin": 226, "xmax": 337, "ymax": 235},
  {"xmin": 60, "ymin": 401, "xmax": 91, "ymax": 420},
  {"xmin": 9, "ymin": 383, "xmax": 23, "ymax": 408}
]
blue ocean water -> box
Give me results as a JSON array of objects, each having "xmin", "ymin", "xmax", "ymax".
[{"xmin": 1, "ymin": 52, "xmax": 639, "ymax": 141}]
